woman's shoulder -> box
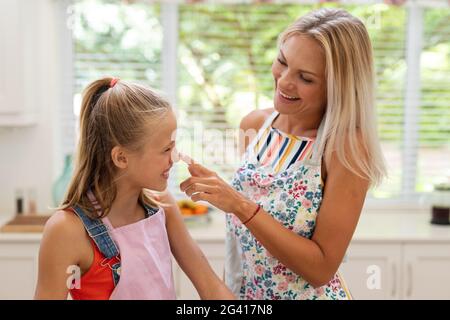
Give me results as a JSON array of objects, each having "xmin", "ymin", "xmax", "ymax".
[
  {"xmin": 322, "ymin": 129, "xmax": 369, "ymax": 184},
  {"xmin": 239, "ymin": 108, "xmax": 274, "ymax": 132}
]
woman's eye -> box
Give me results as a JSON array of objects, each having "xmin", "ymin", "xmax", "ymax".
[
  {"xmin": 277, "ymin": 57, "xmax": 312, "ymax": 83},
  {"xmin": 300, "ymin": 75, "xmax": 313, "ymax": 83},
  {"xmin": 164, "ymin": 147, "xmax": 172, "ymax": 153}
]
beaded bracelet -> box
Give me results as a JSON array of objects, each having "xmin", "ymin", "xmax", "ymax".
[{"xmin": 242, "ymin": 204, "xmax": 261, "ymax": 225}]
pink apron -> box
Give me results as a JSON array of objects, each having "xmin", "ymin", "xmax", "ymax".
[{"xmin": 101, "ymin": 208, "xmax": 176, "ymax": 300}]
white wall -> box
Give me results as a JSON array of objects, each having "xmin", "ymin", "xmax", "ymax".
[{"xmin": 0, "ymin": 0, "xmax": 67, "ymax": 217}]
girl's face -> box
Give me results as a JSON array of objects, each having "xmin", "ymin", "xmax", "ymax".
[
  {"xmin": 271, "ymin": 34, "xmax": 327, "ymax": 117},
  {"xmin": 126, "ymin": 110, "xmax": 178, "ymax": 192}
]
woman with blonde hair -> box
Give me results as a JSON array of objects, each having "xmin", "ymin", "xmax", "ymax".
[{"xmin": 180, "ymin": 8, "xmax": 386, "ymax": 299}]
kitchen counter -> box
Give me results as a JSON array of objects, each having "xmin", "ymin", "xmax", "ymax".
[
  {"xmin": 348, "ymin": 210, "xmax": 450, "ymax": 243},
  {"xmin": 0, "ymin": 209, "xmax": 449, "ymax": 243},
  {"xmin": 183, "ymin": 209, "xmax": 450, "ymax": 243}
]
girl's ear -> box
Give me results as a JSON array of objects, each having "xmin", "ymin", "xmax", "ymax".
[{"xmin": 111, "ymin": 146, "xmax": 128, "ymax": 169}]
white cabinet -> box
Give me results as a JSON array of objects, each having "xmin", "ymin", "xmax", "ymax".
[
  {"xmin": 402, "ymin": 244, "xmax": 450, "ymax": 300},
  {"xmin": 340, "ymin": 243, "xmax": 403, "ymax": 299},
  {"xmin": 0, "ymin": 0, "xmax": 39, "ymax": 126},
  {"xmin": 340, "ymin": 242, "xmax": 450, "ymax": 300},
  {"xmin": 0, "ymin": 240, "xmax": 40, "ymax": 299},
  {"xmin": 173, "ymin": 241, "xmax": 450, "ymax": 300}
]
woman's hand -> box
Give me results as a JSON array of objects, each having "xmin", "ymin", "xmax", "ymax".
[{"xmin": 179, "ymin": 159, "xmax": 257, "ymax": 220}]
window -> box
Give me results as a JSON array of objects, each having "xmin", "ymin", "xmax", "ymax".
[
  {"xmin": 417, "ymin": 8, "xmax": 450, "ymax": 192},
  {"xmin": 67, "ymin": 0, "xmax": 450, "ymax": 203},
  {"xmin": 72, "ymin": 0, "xmax": 162, "ymax": 116}
]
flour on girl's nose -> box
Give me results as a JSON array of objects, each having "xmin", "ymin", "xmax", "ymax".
[{"xmin": 179, "ymin": 152, "xmax": 194, "ymax": 165}]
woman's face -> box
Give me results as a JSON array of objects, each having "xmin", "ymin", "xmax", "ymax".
[{"xmin": 271, "ymin": 34, "xmax": 327, "ymax": 117}]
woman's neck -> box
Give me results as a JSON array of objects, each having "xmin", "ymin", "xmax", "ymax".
[{"xmin": 273, "ymin": 111, "xmax": 323, "ymax": 138}]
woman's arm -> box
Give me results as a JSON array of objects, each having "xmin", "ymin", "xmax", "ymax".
[
  {"xmin": 34, "ymin": 211, "xmax": 89, "ymax": 299},
  {"xmin": 180, "ymin": 137, "xmax": 369, "ymax": 289},
  {"xmin": 235, "ymin": 151, "xmax": 368, "ymax": 288},
  {"xmin": 162, "ymin": 191, "xmax": 235, "ymax": 299}
]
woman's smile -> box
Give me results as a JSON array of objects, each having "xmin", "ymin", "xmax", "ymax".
[{"xmin": 276, "ymin": 88, "xmax": 301, "ymax": 105}]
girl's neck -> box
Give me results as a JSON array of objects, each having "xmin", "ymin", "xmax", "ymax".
[{"xmin": 107, "ymin": 181, "xmax": 145, "ymax": 226}]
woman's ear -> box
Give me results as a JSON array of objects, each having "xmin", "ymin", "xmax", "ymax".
[{"xmin": 111, "ymin": 146, "xmax": 128, "ymax": 169}]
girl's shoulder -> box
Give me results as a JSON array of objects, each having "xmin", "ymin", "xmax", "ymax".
[
  {"xmin": 41, "ymin": 209, "xmax": 93, "ymax": 264},
  {"xmin": 44, "ymin": 209, "xmax": 86, "ymax": 240}
]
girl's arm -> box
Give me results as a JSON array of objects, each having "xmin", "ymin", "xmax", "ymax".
[
  {"xmin": 34, "ymin": 211, "xmax": 88, "ymax": 299},
  {"xmin": 161, "ymin": 191, "xmax": 235, "ymax": 300}
]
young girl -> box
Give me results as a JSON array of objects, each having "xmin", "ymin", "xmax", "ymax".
[{"xmin": 34, "ymin": 77, "xmax": 234, "ymax": 300}]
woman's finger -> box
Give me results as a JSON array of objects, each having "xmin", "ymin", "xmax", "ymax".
[
  {"xmin": 184, "ymin": 183, "xmax": 217, "ymax": 197},
  {"xmin": 178, "ymin": 152, "xmax": 216, "ymax": 178},
  {"xmin": 188, "ymin": 163, "xmax": 216, "ymax": 178},
  {"xmin": 180, "ymin": 176, "xmax": 214, "ymax": 192},
  {"xmin": 191, "ymin": 192, "xmax": 213, "ymax": 203}
]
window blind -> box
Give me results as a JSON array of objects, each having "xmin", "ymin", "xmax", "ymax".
[
  {"xmin": 69, "ymin": 0, "xmax": 450, "ymax": 202},
  {"xmin": 73, "ymin": 1, "xmax": 162, "ymax": 96},
  {"xmin": 417, "ymin": 7, "xmax": 450, "ymax": 192}
]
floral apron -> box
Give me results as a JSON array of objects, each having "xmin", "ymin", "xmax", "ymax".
[{"xmin": 225, "ymin": 111, "xmax": 352, "ymax": 300}]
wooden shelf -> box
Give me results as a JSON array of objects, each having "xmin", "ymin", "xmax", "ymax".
[{"xmin": 0, "ymin": 215, "xmax": 51, "ymax": 233}]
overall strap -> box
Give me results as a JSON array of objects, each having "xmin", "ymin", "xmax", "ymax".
[
  {"xmin": 72, "ymin": 205, "xmax": 119, "ymax": 259},
  {"xmin": 72, "ymin": 202, "xmax": 122, "ymax": 287},
  {"xmin": 144, "ymin": 205, "xmax": 159, "ymax": 217}
]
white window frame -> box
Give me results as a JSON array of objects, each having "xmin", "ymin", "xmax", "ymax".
[
  {"xmin": 55, "ymin": 0, "xmax": 75, "ymax": 181},
  {"xmin": 60, "ymin": 0, "xmax": 449, "ymax": 211}
]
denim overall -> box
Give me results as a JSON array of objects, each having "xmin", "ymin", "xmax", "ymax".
[{"xmin": 72, "ymin": 191, "xmax": 176, "ymax": 299}]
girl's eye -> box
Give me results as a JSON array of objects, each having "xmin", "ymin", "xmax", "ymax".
[
  {"xmin": 164, "ymin": 147, "xmax": 172, "ymax": 153},
  {"xmin": 277, "ymin": 57, "xmax": 287, "ymax": 66}
]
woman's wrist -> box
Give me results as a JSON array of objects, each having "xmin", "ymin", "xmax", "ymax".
[{"xmin": 234, "ymin": 197, "xmax": 259, "ymax": 223}]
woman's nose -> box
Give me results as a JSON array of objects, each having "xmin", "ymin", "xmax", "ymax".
[{"xmin": 278, "ymin": 70, "xmax": 295, "ymax": 91}]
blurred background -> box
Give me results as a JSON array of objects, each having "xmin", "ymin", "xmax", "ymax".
[{"xmin": 0, "ymin": 0, "xmax": 449, "ymax": 300}]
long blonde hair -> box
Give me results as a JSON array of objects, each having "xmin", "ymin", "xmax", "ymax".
[
  {"xmin": 60, "ymin": 77, "xmax": 171, "ymax": 218},
  {"xmin": 279, "ymin": 8, "xmax": 386, "ymax": 186}
]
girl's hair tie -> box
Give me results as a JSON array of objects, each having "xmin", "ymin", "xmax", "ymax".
[{"xmin": 110, "ymin": 78, "xmax": 119, "ymax": 88}]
